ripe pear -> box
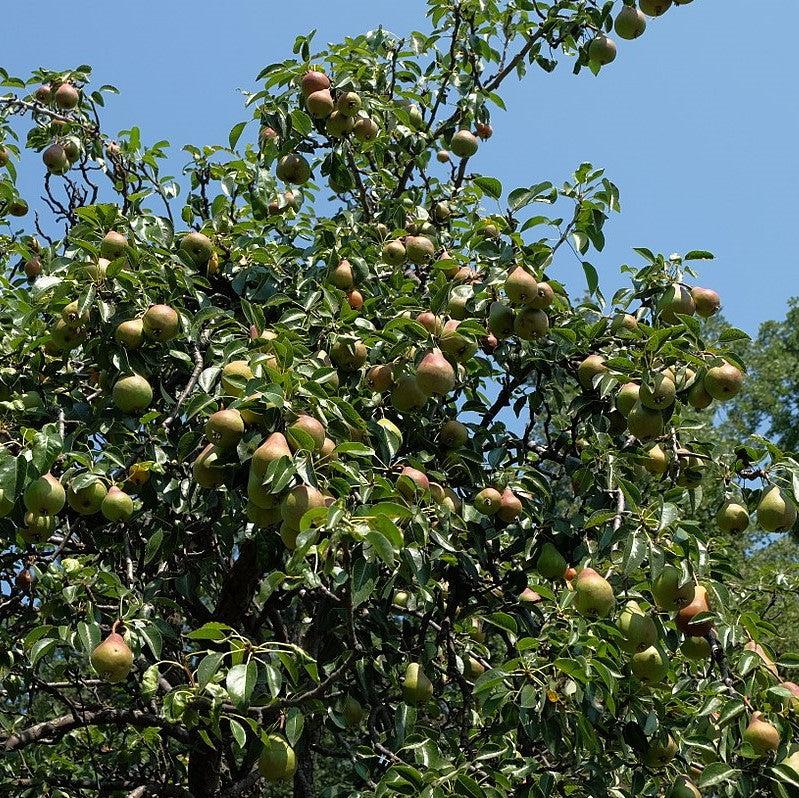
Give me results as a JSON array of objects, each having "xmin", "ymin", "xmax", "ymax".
[
  {"xmin": 616, "ymin": 382, "xmax": 640, "ymax": 417},
  {"xmin": 251, "ymin": 432, "xmax": 292, "ymax": 479},
  {"xmin": 617, "ymin": 601, "xmax": 658, "ymax": 653},
  {"xmin": 91, "ymin": 629, "xmax": 133, "ymax": 683},
  {"xmin": 205, "ymin": 408, "xmax": 245, "ymax": 449},
  {"xmin": 403, "ymin": 662, "xmax": 433, "ymax": 705},
  {"xmin": 391, "ymin": 374, "xmax": 428, "ymax": 412},
  {"xmin": 450, "ymin": 130, "xmax": 478, "ymax": 158},
  {"xmin": 668, "ymin": 776, "xmax": 701, "ymax": 798},
  {"xmin": 757, "ymin": 485, "xmax": 797, "ymax": 532},
  {"xmin": 180, "ymin": 231, "xmax": 213, "ymax": 266},
  {"xmin": 416, "ymin": 349, "xmax": 455, "ymax": 395},
  {"xmin": 276, "ymin": 153, "xmax": 311, "ymax": 185},
  {"xmin": 24, "ymin": 472, "xmax": 66, "ymax": 516},
  {"xmin": 691, "ymin": 286, "xmax": 720, "ymax": 317},
  {"xmin": 366, "ymin": 364, "xmax": 394, "ymax": 393},
  {"xmin": 632, "ymin": 645, "xmax": 668, "ymax": 683},
  {"xmin": 337, "ymin": 91, "xmax": 362, "ymax": 117},
  {"xmin": 406, "ymin": 235, "xmax": 435, "ymax": 264},
  {"xmin": 645, "ymin": 734, "xmax": 677, "ymax": 767},
  {"xmin": 651, "ymin": 566, "xmax": 695, "ymax": 611},
  {"xmin": 658, "ymin": 283, "xmax": 695, "ymax": 323},
  {"xmin": 589, "ymin": 34, "xmax": 617, "ymax": 65},
  {"xmin": 681, "ymin": 635, "xmax": 711, "ymax": 661},
  {"xmin": 221, "ymin": 360, "xmax": 253, "ymax": 397},
  {"xmin": 24, "ymin": 256, "xmax": 41, "ymax": 279},
  {"xmin": 259, "ymin": 734, "xmax": 297, "ymax": 782},
  {"xmin": 743, "ymin": 712, "xmax": 780, "ymax": 756},
  {"xmin": 528, "ymin": 281, "xmax": 554, "ymax": 310},
  {"xmin": 113, "ymin": 374, "xmax": 153, "ymax": 413},
  {"xmin": 497, "ymin": 488, "xmax": 522, "ymax": 523},
  {"xmin": 536, "ymin": 542, "xmax": 567, "ymax": 580},
  {"xmin": 193, "ymin": 444, "xmax": 227, "ymax": 488},
  {"xmin": 474, "ymin": 487, "xmax": 503, "ymax": 516},
  {"xmin": 397, "ymin": 466, "xmax": 430, "ymax": 499},
  {"xmin": 488, "ymin": 301, "xmax": 515, "ymax": 339},
  {"xmin": 34, "ymin": 84, "xmax": 53, "ymax": 103},
  {"xmin": 67, "ymin": 480, "xmax": 107, "ymax": 515},
  {"xmin": 716, "ymin": 500, "xmax": 749, "ymax": 533},
  {"xmin": 54, "ymin": 82, "xmax": 79, "ymax": 109},
  {"xmin": 142, "ymin": 304, "xmax": 180, "ymax": 342},
  {"xmin": 42, "ymin": 143, "xmax": 69, "ymax": 174},
  {"xmin": 330, "ymin": 260, "xmax": 354, "ymax": 290},
  {"xmin": 676, "ymin": 585, "xmax": 713, "ymax": 636},
  {"xmin": 514, "ymin": 307, "xmax": 549, "ymax": 340},
  {"xmin": 330, "ymin": 338, "xmax": 368, "ymax": 371},
  {"xmin": 101, "ymin": 486, "xmax": 134, "ymax": 522},
  {"xmin": 281, "ymin": 484, "xmax": 326, "ymax": 529},
  {"xmin": 306, "ymin": 88, "xmax": 334, "ymax": 118},
  {"xmin": 627, "ymin": 402, "xmax": 664, "ymax": 440},
  {"xmin": 100, "ymin": 231, "xmax": 128, "ymax": 259},
  {"xmin": 353, "ymin": 117, "xmax": 379, "ymax": 142},
  {"xmin": 300, "ymin": 70, "xmax": 330, "ymax": 97},
  {"xmin": 440, "ymin": 419, "xmax": 468, "ymax": 448},
  {"xmin": 687, "ymin": 379, "xmax": 713, "ymax": 410},
  {"xmin": 614, "ymin": 6, "xmax": 647, "ymax": 39},
  {"xmin": 704, "ymin": 361, "xmax": 743, "ymax": 401},
  {"xmin": 640, "ymin": 373, "xmax": 676, "ymax": 410},
  {"xmin": 574, "ymin": 567, "xmax": 615, "ymax": 618},
  {"xmin": 416, "ymin": 311, "xmax": 443, "ymax": 335},
  {"xmin": 640, "ymin": 0, "xmax": 672, "ymax": 15},
  {"xmin": 504, "ymin": 266, "xmax": 538, "ymax": 305},
  {"xmin": 288, "ymin": 414, "xmax": 326, "ymax": 452},
  {"xmin": 577, "ymin": 354, "xmax": 607, "ymax": 390},
  {"xmin": 382, "ymin": 239, "xmax": 406, "ymax": 266}
]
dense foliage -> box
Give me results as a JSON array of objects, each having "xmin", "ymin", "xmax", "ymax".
[{"xmin": 2, "ymin": 1, "xmax": 799, "ymax": 796}]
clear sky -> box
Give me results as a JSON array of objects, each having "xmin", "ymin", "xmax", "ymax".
[{"xmin": 5, "ymin": 1, "xmax": 797, "ymax": 336}]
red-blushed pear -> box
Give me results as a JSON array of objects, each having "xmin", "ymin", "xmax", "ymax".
[
  {"xmin": 24, "ymin": 255, "xmax": 41, "ymax": 280},
  {"xmin": 280, "ymin": 484, "xmax": 326, "ymax": 529},
  {"xmin": 617, "ymin": 601, "xmax": 657, "ymax": 653},
  {"xmin": 474, "ymin": 487, "xmax": 503, "ymax": 516},
  {"xmin": 743, "ymin": 712, "xmax": 780, "ymax": 756},
  {"xmin": 366, "ymin": 364, "xmax": 394, "ymax": 393},
  {"xmin": 54, "ymin": 83, "xmax": 79, "ymax": 108},
  {"xmin": 288, "ymin": 414, "xmax": 326, "ymax": 452},
  {"xmin": 716, "ymin": 500, "xmax": 749, "ymax": 533},
  {"xmin": 113, "ymin": 374, "xmax": 153, "ymax": 414},
  {"xmin": 504, "ymin": 266, "xmax": 538, "ymax": 305},
  {"xmin": 676, "ymin": 585, "xmax": 713, "ymax": 636},
  {"xmin": 514, "ymin": 307, "xmax": 549, "ymax": 340},
  {"xmin": 440, "ymin": 419, "xmax": 468, "ymax": 449},
  {"xmin": 658, "ymin": 283, "xmax": 695, "ymax": 322},
  {"xmin": 616, "ymin": 382, "xmax": 640, "ymax": 417},
  {"xmin": 488, "ymin": 301, "xmax": 515, "ymax": 339},
  {"xmin": 589, "ymin": 34, "xmax": 617, "ymax": 65},
  {"xmin": 415, "ymin": 349, "xmax": 455, "ymax": 395},
  {"xmin": 259, "ymin": 734, "xmax": 297, "ymax": 782},
  {"xmin": 142, "ymin": 304, "xmax": 180, "ymax": 342},
  {"xmin": 24, "ymin": 472, "xmax": 66, "ymax": 516},
  {"xmin": 497, "ymin": 488, "xmax": 522, "ymax": 523},
  {"xmin": 382, "ymin": 239, "xmax": 406, "ymax": 266},
  {"xmin": 704, "ymin": 360, "xmax": 743, "ymax": 401},
  {"xmin": 640, "ymin": 373, "xmax": 676, "ymax": 410},
  {"xmin": 668, "ymin": 776, "xmax": 701, "ymax": 798},
  {"xmin": 396, "ymin": 466, "xmax": 430, "ymax": 499},
  {"xmin": 90, "ymin": 624, "xmax": 133, "ymax": 683},
  {"xmin": 251, "ymin": 432, "xmax": 292, "ymax": 479},
  {"xmin": 536, "ymin": 542, "xmax": 567, "ymax": 580},
  {"xmin": 391, "ymin": 374, "xmax": 428, "ymax": 412},
  {"xmin": 692, "ymin": 286, "xmax": 720, "ymax": 317},
  {"xmin": 437, "ymin": 149, "xmax": 450, "ymax": 163},
  {"xmin": 640, "ymin": 0, "xmax": 672, "ymax": 16},
  {"xmin": 205, "ymin": 408, "xmax": 245, "ymax": 450},
  {"xmin": 337, "ymin": 91, "xmax": 362, "ymax": 117},
  {"xmin": 305, "ymin": 88, "xmax": 334, "ymax": 118},
  {"xmin": 577, "ymin": 354, "xmax": 607, "ymax": 390},
  {"xmin": 353, "ymin": 116, "xmax": 379, "ymax": 142},
  {"xmin": 745, "ymin": 641, "xmax": 780, "ymax": 679},
  {"xmin": 101, "ymin": 486, "xmax": 134, "ymax": 522},
  {"xmin": 627, "ymin": 402, "xmax": 664, "ymax": 440},
  {"xmin": 100, "ymin": 230, "xmax": 128, "ymax": 259},
  {"xmin": 319, "ymin": 437, "xmax": 337, "ymax": 460},
  {"xmin": 42, "ymin": 143, "xmax": 69, "ymax": 174},
  {"xmin": 402, "ymin": 662, "xmax": 433, "ymax": 705},
  {"xmin": 406, "ymin": 235, "xmax": 435, "ymax": 264},
  {"xmin": 276, "ymin": 153, "xmax": 311, "ymax": 185},
  {"xmin": 34, "ymin": 84, "xmax": 52, "ymax": 103},
  {"xmin": 644, "ymin": 734, "xmax": 677, "ymax": 767},
  {"xmin": 681, "ymin": 635, "xmax": 711, "ymax": 661},
  {"xmin": 756, "ymin": 485, "xmax": 797, "ymax": 532},
  {"xmin": 475, "ymin": 122, "xmax": 493, "ymax": 139},
  {"xmin": 779, "ymin": 681, "xmax": 799, "ymax": 711},
  {"xmin": 614, "ymin": 5, "xmax": 647, "ymax": 38},
  {"xmin": 651, "ymin": 565, "xmax": 695, "ymax": 611},
  {"xmin": 519, "ymin": 587, "xmax": 542, "ymax": 603},
  {"xmin": 450, "ymin": 129, "xmax": 479, "ymax": 158},
  {"xmin": 67, "ymin": 480, "xmax": 108, "ymax": 515},
  {"xmin": 573, "ymin": 567, "xmax": 615, "ymax": 618},
  {"xmin": 300, "ymin": 70, "xmax": 330, "ymax": 97},
  {"xmin": 330, "ymin": 259, "xmax": 354, "ymax": 290},
  {"xmin": 192, "ymin": 444, "xmax": 227, "ymax": 488},
  {"xmin": 631, "ymin": 645, "xmax": 668, "ymax": 683},
  {"xmin": 416, "ymin": 311, "xmax": 443, "ymax": 335}
]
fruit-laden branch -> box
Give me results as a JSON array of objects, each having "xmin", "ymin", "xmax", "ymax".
[{"xmin": 2, "ymin": 708, "xmax": 190, "ymax": 751}]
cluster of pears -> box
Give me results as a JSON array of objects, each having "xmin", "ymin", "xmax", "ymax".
[
  {"xmin": 589, "ymin": 0, "xmax": 694, "ymax": 67},
  {"xmin": 90, "ymin": 622, "xmax": 134, "ymax": 683},
  {"xmin": 42, "ymin": 137, "xmax": 83, "ymax": 175},
  {"xmin": 299, "ymin": 69, "xmax": 378, "ymax": 143},
  {"xmin": 716, "ymin": 485, "xmax": 797, "ymax": 536},
  {"xmin": 328, "ymin": 259, "xmax": 364, "ymax": 310},
  {"xmin": 488, "ymin": 265, "xmax": 554, "ymax": 342}
]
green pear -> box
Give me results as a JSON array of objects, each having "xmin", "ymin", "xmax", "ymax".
[
  {"xmin": 589, "ymin": 34, "xmax": 617, "ymax": 65},
  {"xmin": 504, "ymin": 266, "xmax": 538, "ymax": 305},
  {"xmin": 113, "ymin": 374, "xmax": 153, "ymax": 413},
  {"xmin": 627, "ymin": 402, "xmax": 664, "ymax": 440},
  {"xmin": 614, "ymin": 5, "xmax": 646, "ymax": 39},
  {"xmin": 681, "ymin": 636, "xmax": 711, "ymax": 661},
  {"xmin": 640, "ymin": 0, "xmax": 672, "ymax": 15},
  {"xmin": 743, "ymin": 712, "xmax": 780, "ymax": 756},
  {"xmin": 715, "ymin": 500, "xmax": 749, "ymax": 533},
  {"xmin": 115, "ymin": 318, "xmax": 144, "ymax": 349},
  {"xmin": 691, "ymin": 286, "xmax": 720, "ymax": 317},
  {"xmin": 658, "ymin": 283, "xmax": 695, "ymax": 323},
  {"xmin": 440, "ymin": 419, "xmax": 468, "ymax": 448},
  {"xmin": 101, "ymin": 486, "xmax": 135, "ymax": 521},
  {"xmin": 403, "ymin": 662, "xmax": 433, "ymax": 705},
  {"xmin": 251, "ymin": 432, "xmax": 292, "ymax": 479},
  {"xmin": 67, "ymin": 480, "xmax": 107, "ymax": 515},
  {"xmin": 288, "ymin": 414, "xmax": 326, "ymax": 452},
  {"xmin": 631, "ymin": 645, "xmax": 668, "ymax": 683},
  {"xmin": 640, "ymin": 373, "xmax": 676, "ymax": 410},
  {"xmin": 642, "ymin": 443, "xmax": 669, "ymax": 476},
  {"xmin": 24, "ymin": 472, "xmax": 65, "ymax": 516},
  {"xmin": 514, "ymin": 307, "xmax": 549, "ymax": 340},
  {"xmin": 280, "ymin": 484, "xmax": 326, "ymax": 529},
  {"xmin": 474, "ymin": 487, "xmax": 502, "ymax": 516},
  {"xmin": 574, "ymin": 567, "xmax": 615, "ymax": 618},
  {"xmin": 577, "ymin": 355, "xmax": 607, "ymax": 390},
  {"xmin": 193, "ymin": 444, "xmax": 227, "ymax": 488},
  {"xmin": 205, "ymin": 408, "xmax": 245, "ymax": 450},
  {"xmin": 142, "ymin": 304, "xmax": 180, "ymax": 342},
  {"xmin": 687, "ymin": 380, "xmax": 713, "ymax": 410},
  {"xmin": 463, "ymin": 655, "xmax": 485, "ymax": 682},
  {"xmin": 100, "ymin": 230, "xmax": 128, "ymax": 259},
  {"xmin": 668, "ymin": 776, "xmax": 701, "ymax": 798},
  {"xmin": 651, "ymin": 566, "xmax": 695, "ymax": 611},
  {"xmin": 704, "ymin": 361, "xmax": 743, "ymax": 401},
  {"xmin": 617, "ymin": 601, "xmax": 658, "ymax": 653},
  {"xmin": 180, "ymin": 231, "xmax": 213, "ymax": 266},
  {"xmin": 341, "ymin": 694, "xmax": 365, "ymax": 727},
  {"xmin": 488, "ymin": 301, "xmax": 515, "ymax": 339},
  {"xmin": 644, "ymin": 734, "xmax": 677, "ymax": 767},
  {"xmin": 757, "ymin": 486, "xmax": 797, "ymax": 532},
  {"xmin": 450, "ymin": 130, "xmax": 478, "ymax": 158},
  {"xmin": 616, "ymin": 382, "xmax": 640, "ymax": 417},
  {"xmin": 536, "ymin": 542, "xmax": 567, "ymax": 580},
  {"xmin": 259, "ymin": 734, "xmax": 297, "ymax": 782},
  {"xmin": 391, "ymin": 374, "xmax": 428, "ymax": 412}
]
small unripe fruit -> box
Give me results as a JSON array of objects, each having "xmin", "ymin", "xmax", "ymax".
[
  {"xmin": 614, "ymin": 6, "xmax": 646, "ymax": 39},
  {"xmin": 474, "ymin": 487, "xmax": 502, "ymax": 516},
  {"xmin": 100, "ymin": 231, "xmax": 128, "ymax": 259},
  {"xmin": 115, "ymin": 318, "xmax": 144, "ymax": 349},
  {"xmin": 589, "ymin": 35, "xmax": 617, "ymax": 65},
  {"xmin": 337, "ymin": 91, "xmax": 362, "ymax": 117},
  {"xmin": 113, "ymin": 374, "xmax": 153, "ymax": 414}
]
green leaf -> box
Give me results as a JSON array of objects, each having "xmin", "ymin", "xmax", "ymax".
[
  {"xmin": 226, "ymin": 661, "xmax": 257, "ymax": 708},
  {"xmin": 188, "ymin": 622, "xmax": 232, "ymax": 641},
  {"xmin": 229, "ymin": 121, "xmax": 247, "ymax": 149},
  {"xmin": 229, "ymin": 717, "xmax": 247, "ymax": 749},
  {"xmin": 198, "ymin": 652, "xmax": 225, "ymax": 689},
  {"xmin": 473, "ymin": 176, "xmax": 502, "ymax": 199},
  {"xmin": 698, "ymin": 763, "xmax": 740, "ymax": 789}
]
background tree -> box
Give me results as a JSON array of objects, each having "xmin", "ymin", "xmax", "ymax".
[{"xmin": 2, "ymin": 1, "xmax": 799, "ymax": 797}]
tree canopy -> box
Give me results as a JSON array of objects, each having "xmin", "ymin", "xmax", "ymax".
[{"xmin": 2, "ymin": 1, "xmax": 799, "ymax": 797}]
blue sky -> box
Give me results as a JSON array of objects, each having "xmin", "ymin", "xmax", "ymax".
[{"xmin": 5, "ymin": 1, "xmax": 798, "ymax": 336}]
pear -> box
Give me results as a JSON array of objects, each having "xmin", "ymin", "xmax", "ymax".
[
  {"xmin": 611, "ymin": 312, "xmax": 638, "ymax": 333},
  {"xmin": 692, "ymin": 286, "xmax": 720, "ymax": 317},
  {"xmin": 497, "ymin": 488, "xmax": 522, "ymax": 523},
  {"xmin": 391, "ymin": 375, "xmax": 428, "ymax": 412},
  {"xmin": 704, "ymin": 361, "xmax": 743, "ymax": 401},
  {"xmin": 681, "ymin": 635, "xmax": 711, "ymax": 661},
  {"xmin": 337, "ymin": 91, "xmax": 362, "ymax": 117},
  {"xmin": 288, "ymin": 414, "xmax": 326, "ymax": 452},
  {"xmin": 574, "ymin": 567, "xmax": 615, "ymax": 618},
  {"xmin": 536, "ymin": 542, "xmax": 567, "ymax": 580},
  {"xmin": 528, "ymin": 281, "xmax": 555, "ymax": 310},
  {"xmin": 440, "ymin": 419, "xmax": 468, "ymax": 448},
  {"xmin": 743, "ymin": 712, "xmax": 780, "ymax": 756},
  {"xmin": 397, "ymin": 466, "xmax": 430, "ymax": 499},
  {"xmin": 514, "ymin": 307, "xmax": 549, "ymax": 340},
  {"xmin": 24, "ymin": 472, "xmax": 66, "ymax": 516},
  {"xmin": 326, "ymin": 111, "xmax": 356, "ymax": 137},
  {"xmin": 100, "ymin": 230, "xmax": 128, "ymax": 259},
  {"xmin": 280, "ymin": 484, "xmax": 325, "ymax": 529},
  {"xmin": 42, "ymin": 143, "xmax": 69, "ymax": 174},
  {"xmin": 676, "ymin": 585, "xmax": 713, "ymax": 636},
  {"xmin": 330, "ymin": 260, "xmax": 354, "ymax": 290},
  {"xmin": 246, "ymin": 501, "xmax": 281, "ymax": 528},
  {"xmin": 205, "ymin": 408, "xmax": 245, "ymax": 450},
  {"xmin": 382, "ymin": 239, "xmax": 406, "ymax": 266},
  {"xmin": 779, "ymin": 682, "xmax": 799, "ymax": 711},
  {"xmin": 192, "ymin": 444, "xmax": 227, "ymax": 488},
  {"xmin": 101, "ymin": 486, "xmax": 135, "ymax": 522},
  {"xmin": 640, "ymin": 373, "xmax": 676, "ymax": 410},
  {"xmin": 50, "ymin": 318, "xmax": 86, "ymax": 352},
  {"xmin": 54, "ymin": 82, "xmax": 79, "ymax": 109},
  {"xmin": 617, "ymin": 601, "xmax": 658, "ymax": 653},
  {"xmin": 440, "ymin": 320, "xmax": 477, "ymax": 363},
  {"xmin": 402, "ymin": 662, "xmax": 433, "ymax": 705},
  {"xmin": 251, "ymin": 432, "xmax": 292, "ymax": 479},
  {"xmin": 658, "ymin": 283, "xmax": 695, "ymax": 323},
  {"xmin": 115, "ymin": 318, "xmax": 144, "ymax": 349},
  {"xmin": 259, "ymin": 734, "xmax": 297, "ymax": 782},
  {"xmin": 416, "ymin": 350, "xmax": 455, "ymax": 395},
  {"xmin": 616, "ymin": 383, "xmax": 640, "ymax": 417},
  {"xmin": 67, "ymin": 480, "xmax": 107, "ymax": 515},
  {"xmin": 366, "ymin": 363, "xmax": 394, "ymax": 393},
  {"xmin": 276, "ymin": 153, "xmax": 311, "ymax": 185},
  {"xmin": 652, "ymin": 567, "xmax": 695, "ymax": 611},
  {"xmin": 21, "ymin": 512, "xmax": 56, "ymax": 543},
  {"xmin": 474, "ymin": 487, "xmax": 503, "ymax": 516},
  {"xmin": 113, "ymin": 374, "xmax": 153, "ymax": 413},
  {"xmin": 687, "ymin": 379, "xmax": 713, "ymax": 410},
  {"xmin": 24, "ymin": 256, "xmax": 41, "ymax": 279},
  {"xmin": 341, "ymin": 694, "xmax": 365, "ymax": 727},
  {"xmin": 416, "ymin": 311, "xmax": 443, "ymax": 335},
  {"xmin": 353, "ymin": 117, "xmax": 379, "ymax": 142},
  {"xmin": 745, "ymin": 641, "xmax": 780, "ymax": 678},
  {"xmin": 62, "ymin": 300, "xmax": 90, "ymax": 329},
  {"xmin": 645, "ymin": 734, "xmax": 677, "ymax": 767},
  {"xmin": 676, "ymin": 450, "xmax": 705, "ymax": 488},
  {"xmin": 640, "ymin": 0, "xmax": 672, "ymax": 15},
  {"xmin": 627, "ymin": 402, "xmax": 664, "ymax": 440},
  {"xmin": 393, "ymin": 590, "xmax": 409, "ymax": 608},
  {"xmin": 642, "ymin": 443, "xmax": 669, "ymax": 476},
  {"xmin": 577, "ymin": 355, "xmax": 607, "ymax": 390},
  {"xmin": 406, "ymin": 235, "xmax": 435, "ymax": 264},
  {"xmin": 668, "ymin": 776, "xmax": 701, "ymax": 798},
  {"xmin": 220, "ymin": 361, "xmax": 253, "ymax": 397},
  {"xmin": 180, "ymin": 231, "xmax": 213, "ymax": 266},
  {"xmin": 142, "ymin": 304, "xmax": 180, "ymax": 342},
  {"xmin": 504, "ymin": 266, "xmax": 538, "ymax": 305},
  {"xmin": 346, "ymin": 288, "xmax": 362, "ymax": 309},
  {"xmin": 488, "ymin": 301, "xmax": 515, "ymax": 339},
  {"xmin": 520, "ymin": 587, "xmax": 542, "ymax": 603},
  {"xmin": 715, "ymin": 500, "xmax": 749, "ymax": 533},
  {"xmin": 757, "ymin": 486, "xmax": 797, "ymax": 532},
  {"xmin": 466, "ymin": 616, "xmax": 485, "ymax": 643},
  {"xmin": 300, "ymin": 70, "xmax": 330, "ymax": 97},
  {"xmin": 632, "ymin": 646, "xmax": 668, "ymax": 683},
  {"xmin": 91, "ymin": 628, "xmax": 133, "ymax": 683},
  {"xmin": 306, "ymin": 88, "xmax": 334, "ymax": 118},
  {"xmin": 330, "ymin": 338, "xmax": 368, "ymax": 371},
  {"xmin": 463, "ymin": 656, "xmax": 485, "ymax": 682},
  {"xmin": 614, "ymin": 5, "xmax": 647, "ymax": 39},
  {"xmin": 450, "ymin": 130, "xmax": 478, "ymax": 158},
  {"xmin": 589, "ymin": 34, "xmax": 617, "ymax": 65}
]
